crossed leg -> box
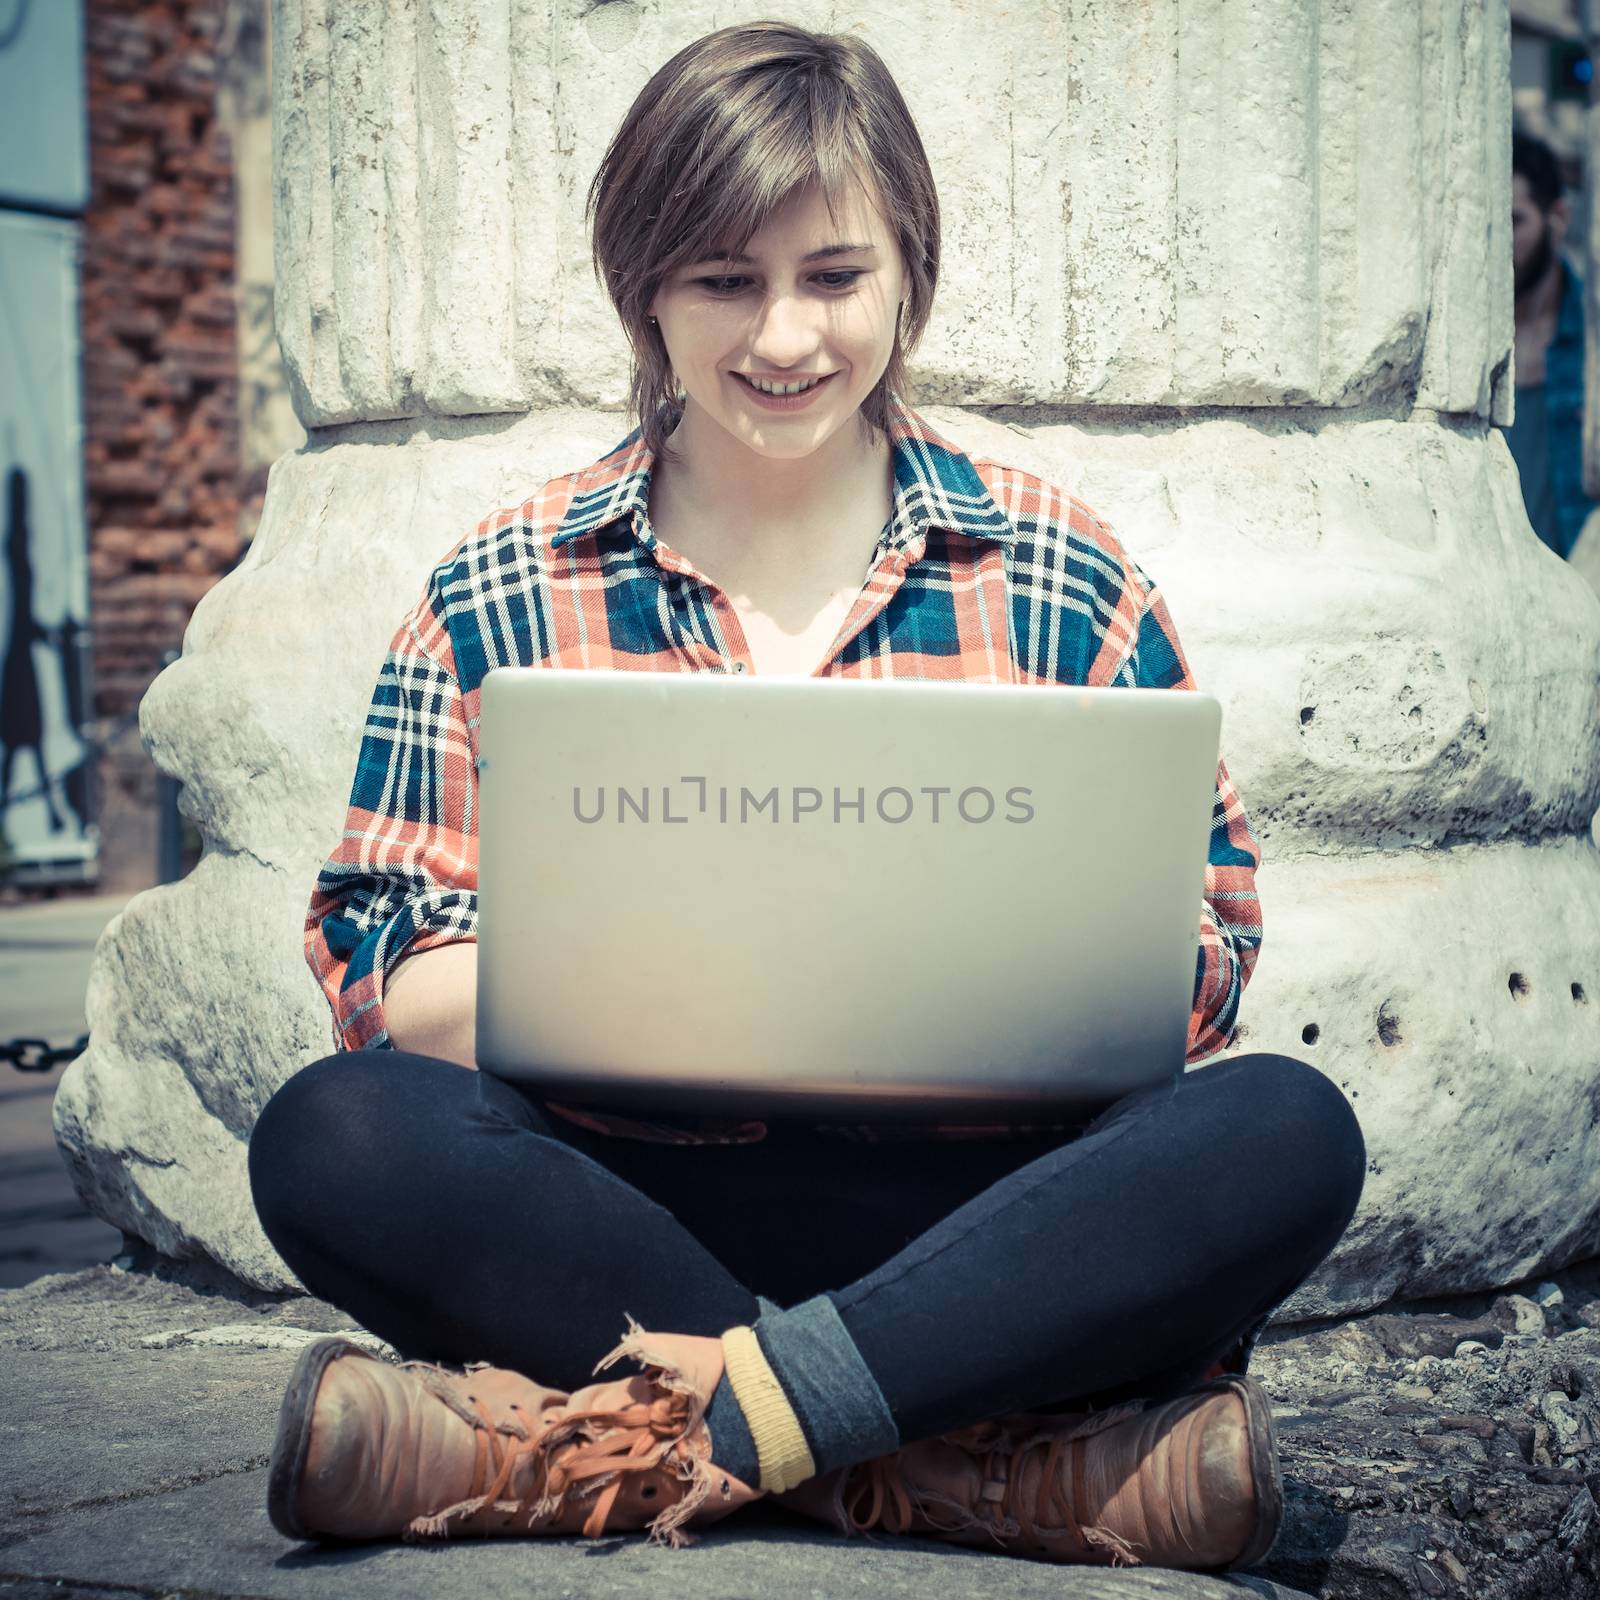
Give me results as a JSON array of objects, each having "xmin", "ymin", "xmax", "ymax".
[{"xmin": 248, "ymin": 1048, "xmax": 1365, "ymax": 1443}]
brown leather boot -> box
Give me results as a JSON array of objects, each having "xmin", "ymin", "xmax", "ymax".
[
  {"xmin": 774, "ymin": 1373, "xmax": 1282, "ymax": 1572},
  {"xmin": 267, "ymin": 1317, "xmax": 763, "ymax": 1547}
]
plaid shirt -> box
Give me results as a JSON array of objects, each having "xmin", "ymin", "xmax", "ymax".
[{"xmin": 305, "ymin": 404, "xmax": 1263, "ymax": 1146}]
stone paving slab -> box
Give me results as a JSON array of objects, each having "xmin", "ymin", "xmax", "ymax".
[
  {"xmin": 0, "ymin": 1467, "xmax": 1303, "ymax": 1600},
  {"xmin": 0, "ymin": 1270, "xmax": 1308, "ymax": 1600},
  {"xmin": 0, "ymin": 1346, "xmax": 286, "ymax": 1534}
]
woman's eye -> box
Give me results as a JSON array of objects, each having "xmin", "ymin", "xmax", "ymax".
[{"xmin": 688, "ymin": 272, "xmax": 864, "ymax": 297}]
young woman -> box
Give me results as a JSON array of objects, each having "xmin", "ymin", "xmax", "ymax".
[{"xmin": 249, "ymin": 21, "xmax": 1366, "ymax": 1574}]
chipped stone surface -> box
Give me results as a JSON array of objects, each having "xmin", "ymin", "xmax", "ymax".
[
  {"xmin": 137, "ymin": 1322, "xmax": 396, "ymax": 1355},
  {"xmin": 1246, "ymin": 1265, "xmax": 1600, "ymax": 1599},
  {"xmin": 50, "ymin": 2, "xmax": 1600, "ymax": 1314},
  {"xmin": 0, "ymin": 1257, "xmax": 363, "ymax": 1352}
]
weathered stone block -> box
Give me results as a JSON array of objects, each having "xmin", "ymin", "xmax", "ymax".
[{"xmin": 274, "ymin": 0, "xmax": 1513, "ymax": 423}]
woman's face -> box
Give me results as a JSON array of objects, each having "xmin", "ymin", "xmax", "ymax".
[{"xmin": 648, "ymin": 177, "xmax": 909, "ymax": 462}]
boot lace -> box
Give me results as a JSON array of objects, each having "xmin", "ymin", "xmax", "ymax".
[
  {"xmin": 405, "ymin": 1374, "xmax": 712, "ymax": 1547},
  {"xmin": 839, "ymin": 1400, "xmax": 1150, "ymax": 1567},
  {"xmin": 532, "ymin": 1386, "xmax": 708, "ymax": 1541}
]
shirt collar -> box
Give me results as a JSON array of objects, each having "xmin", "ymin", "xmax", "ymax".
[{"xmin": 548, "ymin": 402, "xmax": 1017, "ymax": 555}]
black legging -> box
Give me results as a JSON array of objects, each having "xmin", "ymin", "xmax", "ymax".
[{"xmin": 248, "ymin": 1049, "xmax": 1365, "ymax": 1445}]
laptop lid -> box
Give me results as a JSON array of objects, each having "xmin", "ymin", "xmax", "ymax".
[{"xmin": 475, "ymin": 672, "xmax": 1221, "ymax": 1121}]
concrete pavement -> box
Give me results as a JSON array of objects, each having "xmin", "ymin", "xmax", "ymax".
[{"xmin": 0, "ymin": 1266, "xmax": 1309, "ymax": 1600}]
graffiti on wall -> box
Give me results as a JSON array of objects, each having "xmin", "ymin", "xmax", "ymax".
[{"xmin": 0, "ymin": 214, "xmax": 95, "ymax": 879}]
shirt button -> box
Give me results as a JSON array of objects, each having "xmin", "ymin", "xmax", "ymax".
[{"xmin": 732, "ymin": 661, "xmax": 746, "ymax": 673}]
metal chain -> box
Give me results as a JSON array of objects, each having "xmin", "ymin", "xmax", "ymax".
[{"xmin": 1, "ymin": 1034, "xmax": 89, "ymax": 1073}]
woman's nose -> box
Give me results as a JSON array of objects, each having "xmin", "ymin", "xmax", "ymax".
[{"xmin": 748, "ymin": 293, "xmax": 821, "ymax": 368}]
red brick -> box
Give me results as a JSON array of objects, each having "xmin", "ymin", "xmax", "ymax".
[
  {"xmin": 143, "ymin": 181, "xmax": 184, "ymax": 216},
  {"xmin": 81, "ymin": 0, "xmax": 244, "ymax": 887},
  {"xmin": 134, "ymin": 268, "xmax": 188, "ymax": 301},
  {"xmin": 105, "ymin": 306, "xmax": 165, "ymax": 341}
]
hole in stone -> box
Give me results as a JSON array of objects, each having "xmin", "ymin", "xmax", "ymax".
[
  {"xmin": 1299, "ymin": 706, "xmax": 1315, "ymax": 725},
  {"xmin": 1574, "ymin": 982, "xmax": 1589, "ymax": 1004},
  {"xmin": 1509, "ymin": 972, "xmax": 1531, "ymax": 1002},
  {"xmin": 582, "ymin": 0, "xmax": 643, "ymax": 51},
  {"xmin": 1376, "ymin": 1003, "xmax": 1402, "ymax": 1047},
  {"xmin": 1301, "ymin": 1023, "xmax": 1320, "ymax": 1046}
]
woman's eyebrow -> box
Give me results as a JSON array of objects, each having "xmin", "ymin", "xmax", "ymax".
[{"xmin": 688, "ymin": 243, "xmax": 879, "ymax": 267}]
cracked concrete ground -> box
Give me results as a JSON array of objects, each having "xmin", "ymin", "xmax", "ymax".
[
  {"xmin": 0, "ymin": 1262, "xmax": 1311, "ymax": 1600},
  {"xmin": 6, "ymin": 1259, "xmax": 1600, "ymax": 1600}
]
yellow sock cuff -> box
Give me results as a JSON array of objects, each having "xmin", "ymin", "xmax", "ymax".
[{"xmin": 719, "ymin": 1324, "xmax": 816, "ymax": 1493}]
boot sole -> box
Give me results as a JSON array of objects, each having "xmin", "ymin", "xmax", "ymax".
[
  {"xmin": 1215, "ymin": 1373, "xmax": 1283, "ymax": 1571},
  {"xmin": 266, "ymin": 1336, "xmax": 371, "ymax": 1541}
]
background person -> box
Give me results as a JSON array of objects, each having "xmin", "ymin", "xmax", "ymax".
[{"xmin": 1507, "ymin": 128, "xmax": 1599, "ymax": 560}]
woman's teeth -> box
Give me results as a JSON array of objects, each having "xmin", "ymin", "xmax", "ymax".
[{"xmin": 745, "ymin": 374, "xmax": 823, "ymax": 396}]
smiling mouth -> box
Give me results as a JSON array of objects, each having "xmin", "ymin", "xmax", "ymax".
[{"xmin": 734, "ymin": 372, "xmax": 835, "ymax": 397}]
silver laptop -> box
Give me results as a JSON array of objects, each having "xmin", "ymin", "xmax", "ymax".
[{"xmin": 475, "ymin": 671, "xmax": 1222, "ymax": 1121}]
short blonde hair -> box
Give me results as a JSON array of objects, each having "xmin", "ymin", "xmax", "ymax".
[{"xmin": 588, "ymin": 21, "xmax": 940, "ymax": 458}]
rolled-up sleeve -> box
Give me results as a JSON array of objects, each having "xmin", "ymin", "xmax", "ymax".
[
  {"xmin": 1120, "ymin": 575, "xmax": 1264, "ymax": 1064},
  {"xmin": 304, "ymin": 590, "xmax": 478, "ymax": 1053}
]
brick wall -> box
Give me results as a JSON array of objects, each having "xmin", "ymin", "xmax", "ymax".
[{"xmin": 81, "ymin": 0, "xmax": 242, "ymax": 890}]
